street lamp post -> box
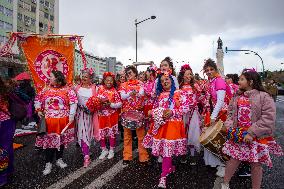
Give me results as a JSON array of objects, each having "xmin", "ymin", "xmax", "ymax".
[
  {"xmin": 225, "ymin": 47, "xmax": 265, "ymax": 78},
  {"xmin": 135, "ymin": 16, "xmax": 156, "ymax": 62}
]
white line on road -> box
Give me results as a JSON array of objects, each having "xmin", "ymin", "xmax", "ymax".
[
  {"xmin": 84, "ymin": 150, "xmax": 138, "ymax": 189},
  {"xmin": 84, "ymin": 160, "xmax": 125, "ymax": 189},
  {"xmin": 46, "ymin": 143, "xmax": 123, "ymax": 189}
]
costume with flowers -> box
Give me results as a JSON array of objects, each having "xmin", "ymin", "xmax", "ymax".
[
  {"xmin": 119, "ymin": 79, "xmax": 149, "ymax": 162},
  {"xmin": 74, "ymin": 83, "xmax": 97, "ymax": 160},
  {"xmin": 34, "ymin": 86, "xmax": 78, "ymax": 150},
  {"xmin": 222, "ymin": 93, "xmax": 283, "ymax": 167},
  {"xmin": 202, "ymin": 74, "xmax": 232, "ymax": 167},
  {"xmin": 180, "ymin": 83, "xmax": 202, "ymax": 151},
  {"xmin": 96, "ymin": 85, "xmax": 122, "ymax": 140},
  {"xmin": 142, "ymin": 90, "xmax": 187, "ymax": 157}
]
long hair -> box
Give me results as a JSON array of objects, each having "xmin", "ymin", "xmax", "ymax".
[
  {"xmin": 101, "ymin": 72, "xmax": 117, "ymax": 88},
  {"xmin": 241, "ymin": 70, "xmax": 266, "ymax": 93},
  {"xmin": 178, "ymin": 65, "xmax": 196, "ymax": 90},
  {"xmin": 161, "ymin": 57, "xmax": 176, "ymax": 76},
  {"xmin": 125, "ymin": 65, "xmax": 138, "ymax": 78},
  {"xmin": 203, "ymin": 58, "xmax": 218, "ymax": 73},
  {"xmin": 52, "ymin": 70, "xmax": 66, "ymax": 87},
  {"xmin": 156, "ymin": 74, "xmax": 176, "ymax": 108}
]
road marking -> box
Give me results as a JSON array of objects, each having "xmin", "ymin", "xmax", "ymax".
[
  {"xmin": 84, "ymin": 150, "xmax": 138, "ymax": 189},
  {"xmin": 276, "ymin": 96, "xmax": 284, "ymax": 103},
  {"xmin": 46, "ymin": 143, "xmax": 123, "ymax": 189},
  {"xmin": 84, "ymin": 160, "xmax": 125, "ymax": 189}
]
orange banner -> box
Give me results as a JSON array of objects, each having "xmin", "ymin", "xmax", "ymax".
[{"xmin": 20, "ymin": 36, "xmax": 75, "ymax": 92}]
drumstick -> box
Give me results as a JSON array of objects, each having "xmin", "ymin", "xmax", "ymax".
[{"xmin": 61, "ymin": 121, "xmax": 73, "ymax": 135}]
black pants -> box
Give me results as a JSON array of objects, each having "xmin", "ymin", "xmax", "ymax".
[{"xmin": 45, "ymin": 145, "xmax": 64, "ymax": 163}]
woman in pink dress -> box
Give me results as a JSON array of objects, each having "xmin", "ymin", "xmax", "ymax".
[{"xmin": 35, "ymin": 71, "xmax": 78, "ymax": 175}]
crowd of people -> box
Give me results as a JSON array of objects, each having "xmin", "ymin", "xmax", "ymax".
[{"xmin": 0, "ymin": 57, "xmax": 283, "ymax": 189}]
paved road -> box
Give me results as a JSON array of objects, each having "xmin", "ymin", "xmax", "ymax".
[{"xmin": 3, "ymin": 96, "xmax": 284, "ymax": 189}]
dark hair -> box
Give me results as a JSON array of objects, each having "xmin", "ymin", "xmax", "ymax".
[
  {"xmin": 156, "ymin": 74, "xmax": 176, "ymax": 107},
  {"xmin": 52, "ymin": 70, "xmax": 66, "ymax": 87},
  {"xmin": 81, "ymin": 70, "xmax": 94, "ymax": 80},
  {"xmin": 101, "ymin": 75, "xmax": 117, "ymax": 89},
  {"xmin": 125, "ymin": 65, "xmax": 138, "ymax": 78},
  {"xmin": 241, "ymin": 70, "xmax": 266, "ymax": 92},
  {"xmin": 18, "ymin": 80, "xmax": 35, "ymax": 99},
  {"xmin": 0, "ymin": 77, "xmax": 8, "ymax": 96},
  {"xmin": 203, "ymin": 58, "xmax": 218, "ymax": 72},
  {"xmin": 178, "ymin": 67, "xmax": 196, "ymax": 90},
  {"xmin": 161, "ymin": 57, "xmax": 176, "ymax": 76}
]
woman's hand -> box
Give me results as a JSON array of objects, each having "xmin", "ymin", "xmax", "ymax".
[
  {"xmin": 210, "ymin": 119, "xmax": 216, "ymax": 127},
  {"xmin": 244, "ymin": 134, "xmax": 253, "ymax": 144},
  {"xmin": 148, "ymin": 110, "xmax": 152, "ymax": 117},
  {"xmin": 130, "ymin": 90, "xmax": 137, "ymax": 96},
  {"xmin": 163, "ymin": 109, "xmax": 172, "ymax": 119},
  {"xmin": 38, "ymin": 111, "xmax": 44, "ymax": 118}
]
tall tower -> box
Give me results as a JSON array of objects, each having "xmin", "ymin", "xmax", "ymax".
[{"xmin": 216, "ymin": 37, "xmax": 224, "ymax": 76}]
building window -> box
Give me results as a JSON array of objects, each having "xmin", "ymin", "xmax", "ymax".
[
  {"xmin": 24, "ymin": 15, "xmax": 30, "ymax": 26},
  {"xmin": 0, "ymin": 6, "xmax": 4, "ymax": 14},
  {"xmin": 31, "ymin": 5, "xmax": 36, "ymax": 13},
  {"xmin": 18, "ymin": 13, "xmax": 22, "ymax": 21},
  {"xmin": 4, "ymin": 22, "xmax": 13, "ymax": 30},
  {"xmin": 50, "ymin": 15, "xmax": 54, "ymax": 21},
  {"xmin": 39, "ymin": 10, "xmax": 44, "ymax": 17},
  {"xmin": 44, "ymin": 24, "xmax": 48, "ymax": 31},
  {"xmin": 4, "ymin": 8, "xmax": 13, "ymax": 17},
  {"xmin": 17, "ymin": 27, "xmax": 23, "ymax": 32},
  {"xmin": 50, "ymin": 3, "xmax": 54, "ymax": 11},
  {"xmin": 0, "ymin": 21, "xmax": 4, "ymax": 29},
  {"xmin": 44, "ymin": 12, "xmax": 49, "ymax": 19},
  {"xmin": 31, "ymin": 18, "xmax": 36, "ymax": 26},
  {"xmin": 19, "ymin": 0, "xmax": 23, "ymax": 8},
  {"xmin": 23, "ymin": 2, "xmax": 31, "ymax": 11},
  {"xmin": 45, "ymin": 1, "xmax": 49, "ymax": 8}
]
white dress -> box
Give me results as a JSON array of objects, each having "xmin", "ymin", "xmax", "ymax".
[{"xmin": 75, "ymin": 87, "xmax": 93, "ymax": 147}]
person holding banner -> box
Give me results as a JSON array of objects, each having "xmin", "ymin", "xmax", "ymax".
[
  {"xmin": 34, "ymin": 70, "xmax": 78, "ymax": 175},
  {"xmin": 74, "ymin": 69, "xmax": 97, "ymax": 168}
]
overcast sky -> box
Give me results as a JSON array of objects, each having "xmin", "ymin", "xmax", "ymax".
[{"xmin": 59, "ymin": 0, "xmax": 284, "ymax": 75}]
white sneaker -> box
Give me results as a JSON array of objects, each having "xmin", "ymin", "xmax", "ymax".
[
  {"xmin": 221, "ymin": 183, "xmax": 230, "ymax": 189},
  {"xmin": 158, "ymin": 156, "xmax": 163, "ymax": 163},
  {"xmin": 56, "ymin": 158, "xmax": 67, "ymax": 168},
  {"xmin": 99, "ymin": 149, "xmax": 109, "ymax": 160},
  {"xmin": 107, "ymin": 150, "xmax": 114, "ymax": 159},
  {"xmin": 43, "ymin": 163, "xmax": 52, "ymax": 175},
  {"xmin": 216, "ymin": 165, "xmax": 225, "ymax": 177}
]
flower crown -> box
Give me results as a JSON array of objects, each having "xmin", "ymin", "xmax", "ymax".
[
  {"xmin": 147, "ymin": 64, "xmax": 158, "ymax": 72},
  {"xmin": 180, "ymin": 64, "xmax": 192, "ymax": 72},
  {"xmin": 103, "ymin": 72, "xmax": 115, "ymax": 79},
  {"xmin": 81, "ymin": 67, "xmax": 94, "ymax": 75},
  {"xmin": 242, "ymin": 68, "xmax": 257, "ymax": 73}
]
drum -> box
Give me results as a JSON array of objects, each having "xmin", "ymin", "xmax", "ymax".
[
  {"xmin": 121, "ymin": 110, "xmax": 145, "ymax": 130},
  {"xmin": 199, "ymin": 120, "xmax": 229, "ymax": 161}
]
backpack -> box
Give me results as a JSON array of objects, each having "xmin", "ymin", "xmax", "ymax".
[{"xmin": 8, "ymin": 93, "xmax": 28, "ymax": 121}]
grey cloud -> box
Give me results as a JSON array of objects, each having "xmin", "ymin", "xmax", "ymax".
[{"xmin": 60, "ymin": 0, "xmax": 284, "ymax": 50}]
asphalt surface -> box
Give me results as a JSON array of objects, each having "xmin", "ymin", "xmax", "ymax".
[{"xmin": 2, "ymin": 96, "xmax": 284, "ymax": 189}]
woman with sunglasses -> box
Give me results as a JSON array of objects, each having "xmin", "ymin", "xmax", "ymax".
[{"xmin": 119, "ymin": 65, "xmax": 149, "ymax": 165}]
